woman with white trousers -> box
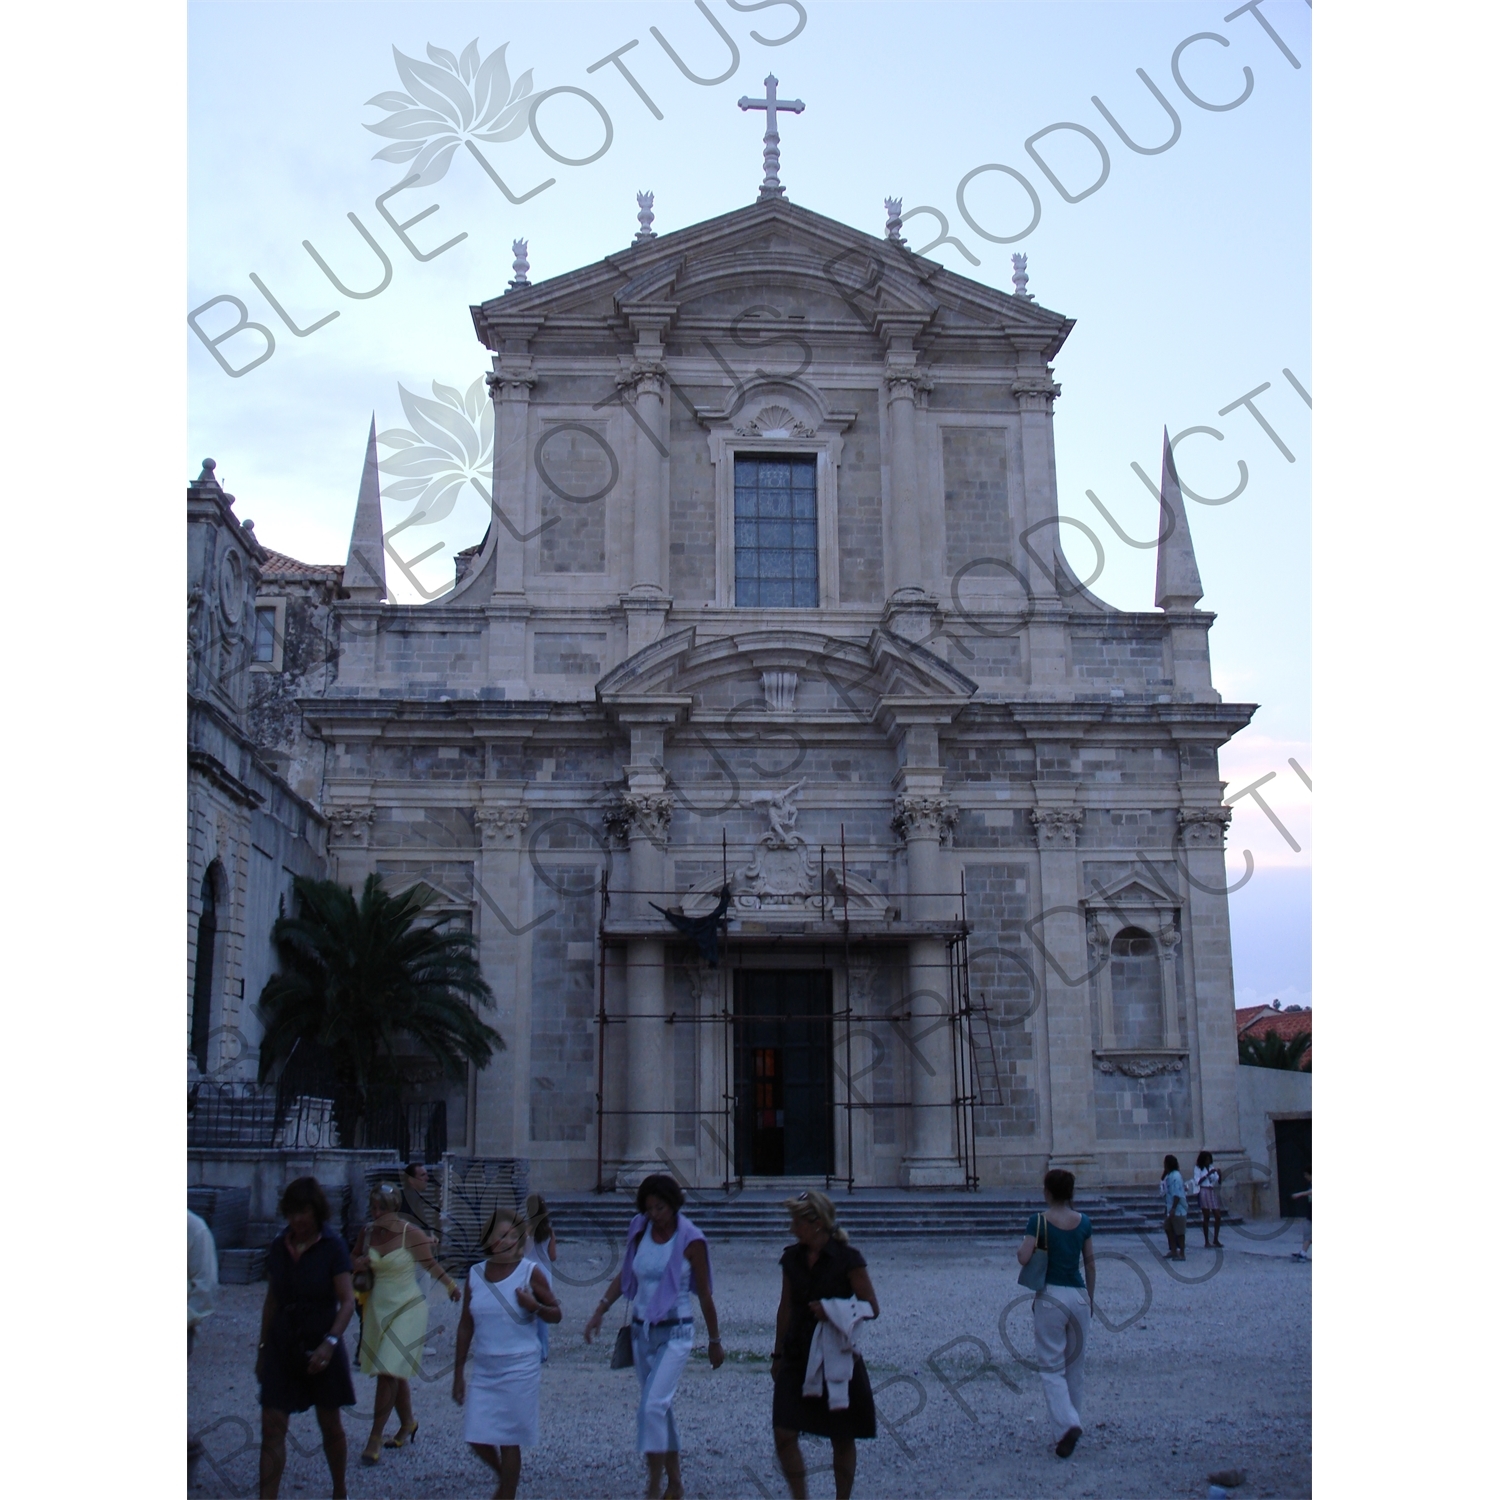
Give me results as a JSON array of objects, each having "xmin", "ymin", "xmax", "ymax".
[
  {"xmin": 582, "ymin": 1174, "xmax": 724, "ymax": 1500},
  {"xmin": 1016, "ymin": 1168, "xmax": 1096, "ymax": 1460}
]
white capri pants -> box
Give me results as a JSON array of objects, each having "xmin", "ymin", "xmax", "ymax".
[
  {"xmin": 1031, "ymin": 1285, "xmax": 1091, "ymax": 1440},
  {"xmin": 632, "ymin": 1320, "xmax": 694, "ymax": 1453}
]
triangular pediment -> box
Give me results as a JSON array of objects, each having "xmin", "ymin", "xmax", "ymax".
[
  {"xmin": 1086, "ymin": 866, "xmax": 1181, "ymax": 909},
  {"xmin": 472, "ymin": 197, "xmax": 1072, "ymax": 354}
]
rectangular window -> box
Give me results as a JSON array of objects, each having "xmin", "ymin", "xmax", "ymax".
[
  {"xmin": 253, "ymin": 606, "xmax": 278, "ymax": 664},
  {"xmin": 734, "ymin": 455, "xmax": 818, "ymax": 607}
]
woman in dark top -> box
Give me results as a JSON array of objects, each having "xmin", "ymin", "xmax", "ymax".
[
  {"xmin": 771, "ymin": 1191, "xmax": 880, "ymax": 1500},
  {"xmin": 1016, "ymin": 1168, "xmax": 1096, "ymax": 1460},
  {"xmin": 256, "ymin": 1177, "xmax": 357, "ymax": 1499}
]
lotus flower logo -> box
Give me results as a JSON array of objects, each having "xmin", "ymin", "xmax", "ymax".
[
  {"xmin": 365, "ymin": 40, "xmax": 534, "ymax": 185},
  {"xmin": 378, "ymin": 377, "xmax": 493, "ymax": 526}
]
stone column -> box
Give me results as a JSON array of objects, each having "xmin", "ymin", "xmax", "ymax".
[
  {"xmin": 472, "ymin": 802, "xmax": 530, "ymax": 1157},
  {"xmin": 1030, "ymin": 803, "xmax": 1096, "ymax": 1175},
  {"xmin": 605, "ymin": 782, "xmax": 674, "ymax": 1189},
  {"xmin": 893, "ymin": 792, "xmax": 965, "ymax": 1186},
  {"xmin": 1011, "ymin": 356, "xmax": 1069, "ymax": 694},
  {"xmin": 620, "ymin": 319, "xmax": 673, "ymax": 655},
  {"xmin": 884, "ymin": 360, "xmax": 926, "ymax": 593},
  {"xmin": 1178, "ymin": 806, "xmax": 1243, "ymax": 1154},
  {"xmin": 486, "ymin": 361, "xmax": 535, "ymax": 697},
  {"xmin": 486, "ymin": 364, "xmax": 536, "ymax": 599}
]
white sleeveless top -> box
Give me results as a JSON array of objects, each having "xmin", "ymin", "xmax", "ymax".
[
  {"xmin": 631, "ymin": 1229, "xmax": 693, "ymax": 1322},
  {"xmin": 468, "ymin": 1258, "xmax": 541, "ymax": 1361}
]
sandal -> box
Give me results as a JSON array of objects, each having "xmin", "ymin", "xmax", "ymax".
[{"xmin": 384, "ymin": 1421, "xmax": 419, "ymax": 1449}]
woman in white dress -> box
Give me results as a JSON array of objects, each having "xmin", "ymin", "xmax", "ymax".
[{"xmin": 452, "ymin": 1206, "xmax": 562, "ymax": 1500}]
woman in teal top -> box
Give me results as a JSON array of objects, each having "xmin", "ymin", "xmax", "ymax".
[{"xmin": 1016, "ymin": 1169, "xmax": 1095, "ymax": 1459}]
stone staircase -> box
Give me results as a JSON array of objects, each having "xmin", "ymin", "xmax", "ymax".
[{"xmin": 541, "ymin": 1188, "xmax": 1215, "ymax": 1241}]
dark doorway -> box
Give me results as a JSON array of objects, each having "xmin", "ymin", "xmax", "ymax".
[
  {"xmin": 1274, "ymin": 1118, "xmax": 1312, "ymax": 1218},
  {"xmin": 190, "ymin": 866, "xmax": 220, "ymax": 1073},
  {"xmin": 735, "ymin": 970, "xmax": 834, "ymax": 1177}
]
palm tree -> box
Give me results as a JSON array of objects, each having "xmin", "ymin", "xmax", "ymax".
[
  {"xmin": 257, "ymin": 874, "xmax": 503, "ymax": 1139},
  {"xmin": 1238, "ymin": 1030, "xmax": 1311, "ymax": 1072}
]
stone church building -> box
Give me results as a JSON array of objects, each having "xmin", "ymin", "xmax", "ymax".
[{"xmin": 190, "ymin": 154, "xmax": 1254, "ymax": 1191}]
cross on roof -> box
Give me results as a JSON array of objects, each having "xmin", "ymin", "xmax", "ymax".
[{"xmin": 738, "ymin": 74, "xmax": 804, "ymax": 201}]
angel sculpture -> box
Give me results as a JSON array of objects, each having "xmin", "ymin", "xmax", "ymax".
[{"xmin": 749, "ymin": 778, "xmax": 807, "ymax": 844}]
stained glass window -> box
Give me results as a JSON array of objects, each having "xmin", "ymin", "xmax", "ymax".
[{"xmin": 733, "ymin": 455, "xmax": 818, "ymax": 607}]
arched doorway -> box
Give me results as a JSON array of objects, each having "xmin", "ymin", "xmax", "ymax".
[{"xmin": 190, "ymin": 864, "xmax": 222, "ymax": 1073}]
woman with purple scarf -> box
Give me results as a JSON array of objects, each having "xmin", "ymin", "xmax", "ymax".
[{"xmin": 583, "ymin": 1174, "xmax": 724, "ymax": 1499}]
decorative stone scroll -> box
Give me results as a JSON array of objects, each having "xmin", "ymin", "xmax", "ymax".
[
  {"xmin": 475, "ymin": 806, "xmax": 530, "ymax": 846},
  {"xmin": 486, "ymin": 370, "xmax": 537, "ymax": 398},
  {"xmin": 327, "ymin": 806, "xmax": 376, "ymax": 846},
  {"xmin": 1178, "ymin": 807, "xmax": 1233, "ymax": 847},
  {"xmin": 891, "ymin": 795, "xmax": 959, "ymax": 845},
  {"xmin": 603, "ymin": 792, "xmax": 673, "ymax": 848},
  {"xmin": 1031, "ymin": 807, "xmax": 1085, "ymax": 849},
  {"xmin": 1011, "ymin": 371, "xmax": 1061, "ymax": 409},
  {"xmin": 1094, "ymin": 1052, "xmax": 1187, "ymax": 1079},
  {"xmin": 883, "ymin": 370, "xmax": 934, "ymax": 406}
]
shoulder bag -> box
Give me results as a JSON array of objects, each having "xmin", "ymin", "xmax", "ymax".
[
  {"xmin": 1017, "ymin": 1215, "xmax": 1049, "ymax": 1291},
  {"xmin": 610, "ymin": 1306, "xmax": 635, "ymax": 1370}
]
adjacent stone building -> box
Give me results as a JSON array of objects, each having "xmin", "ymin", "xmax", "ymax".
[
  {"xmin": 210, "ymin": 179, "xmax": 1256, "ymax": 1191},
  {"xmin": 187, "ymin": 464, "xmax": 329, "ymax": 1087}
]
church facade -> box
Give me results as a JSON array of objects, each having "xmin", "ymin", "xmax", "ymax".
[{"xmin": 215, "ymin": 173, "xmax": 1255, "ymax": 1191}]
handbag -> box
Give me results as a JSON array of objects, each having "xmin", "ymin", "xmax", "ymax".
[
  {"xmin": 609, "ymin": 1313, "xmax": 634, "ymax": 1370},
  {"xmin": 1017, "ymin": 1214, "xmax": 1049, "ymax": 1291}
]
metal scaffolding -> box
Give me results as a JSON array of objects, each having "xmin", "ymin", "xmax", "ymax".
[{"xmin": 589, "ymin": 832, "xmax": 983, "ymax": 1192}]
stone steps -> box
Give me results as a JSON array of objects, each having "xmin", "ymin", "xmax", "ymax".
[{"xmin": 539, "ymin": 1190, "xmax": 1217, "ymax": 1240}]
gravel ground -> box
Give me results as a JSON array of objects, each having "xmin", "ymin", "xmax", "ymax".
[{"xmin": 188, "ymin": 1220, "xmax": 1310, "ymax": 1500}]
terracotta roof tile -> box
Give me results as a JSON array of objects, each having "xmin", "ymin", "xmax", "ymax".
[
  {"xmin": 1235, "ymin": 1005, "xmax": 1312, "ymax": 1064},
  {"xmin": 260, "ymin": 548, "xmax": 344, "ymax": 583}
]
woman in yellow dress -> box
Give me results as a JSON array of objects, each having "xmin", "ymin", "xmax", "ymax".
[{"xmin": 352, "ymin": 1183, "xmax": 460, "ymax": 1464}]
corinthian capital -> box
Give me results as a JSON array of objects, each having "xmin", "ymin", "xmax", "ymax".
[
  {"xmin": 892, "ymin": 795, "xmax": 958, "ymax": 845},
  {"xmin": 475, "ymin": 805, "xmax": 530, "ymax": 846},
  {"xmin": 1178, "ymin": 806, "xmax": 1232, "ymax": 847},
  {"xmin": 603, "ymin": 792, "xmax": 673, "ymax": 848},
  {"xmin": 327, "ymin": 806, "xmax": 376, "ymax": 846},
  {"xmin": 1031, "ymin": 807, "xmax": 1084, "ymax": 849}
]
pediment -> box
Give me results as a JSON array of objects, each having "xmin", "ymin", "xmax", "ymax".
[
  {"xmin": 473, "ymin": 198, "xmax": 1072, "ymax": 354},
  {"xmin": 1085, "ymin": 867, "xmax": 1181, "ymax": 910},
  {"xmin": 595, "ymin": 626, "xmax": 976, "ymax": 726}
]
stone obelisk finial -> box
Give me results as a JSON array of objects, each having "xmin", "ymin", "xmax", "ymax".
[
  {"xmin": 738, "ymin": 75, "xmax": 804, "ymax": 200},
  {"xmin": 1154, "ymin": 426, "xmax": 1203, "ymax": 610},
  {"xmin": 343, "ymin": 415, "xmax": 387, "ymax": 601}
]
